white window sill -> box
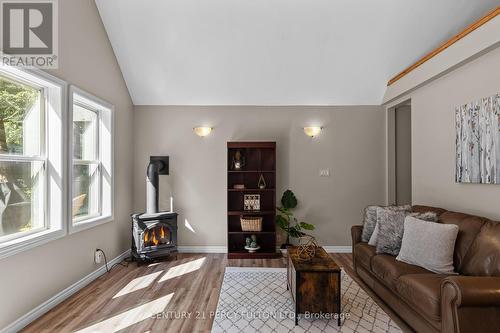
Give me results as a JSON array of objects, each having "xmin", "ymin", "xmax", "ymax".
[
  {"xmin": 0, "ymin": 228, "xmax": 66, "ymax": 260},
  {"xmin": 69, "ymin": 215, "xmax": 114, "ymax": 234}
]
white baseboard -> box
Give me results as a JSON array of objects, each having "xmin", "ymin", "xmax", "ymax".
[
  {"xmin": 322, "ymin": 246, "xmax": 352, "ymax": 253},
  {"xmin": 1, "ymin": 249, "xmax": 130, "ymax": 333},
  {"xmin": 177, "ymin": 246, "xmax": 227, "ymax": 253}
]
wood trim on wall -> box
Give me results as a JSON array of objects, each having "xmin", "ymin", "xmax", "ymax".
[{"xmin": 387, "ymin": 6, "xmax": 500, "ymax": 86}]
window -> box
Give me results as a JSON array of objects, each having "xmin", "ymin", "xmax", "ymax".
[
  {"xmin": 69, "ymin": 86, "xmax": 113, "ymax": 233},
  {"xmin": 0, "ymin": 75, "xmax": 45, "ymax": 240},
  {"xmin": 0, "ymin": 66, "xmax": 66, "ymax": 259},
  {"xmin": 72, "ymin": 102, "xmax": 100, "ymax": 221}
]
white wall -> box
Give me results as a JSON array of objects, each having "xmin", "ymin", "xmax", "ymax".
[
  {"xmin": 133, "ymin": 106, "xmax": 386, "ymax": 247},
  {"xmin": 0, "ymin": 0, "xmax": 134, "ymax": 329},
  {"xmin": 386, "ymin": 44, "xmax": 500, "ymax": 220}
]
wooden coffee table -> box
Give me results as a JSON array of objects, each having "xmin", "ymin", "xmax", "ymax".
[{"xmin": 287, "ymin": 246, "xmax": 342, "ymax": 326}]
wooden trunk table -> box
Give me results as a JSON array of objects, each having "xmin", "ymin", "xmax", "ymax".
[{"xmin": 287, "ymin": 246, "xmax": 342, "ymax": 326}]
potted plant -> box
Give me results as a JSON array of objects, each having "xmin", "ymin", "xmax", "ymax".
[{"xmin": 275, "ymin": 189, "xmax": 315, "ymax": 256}]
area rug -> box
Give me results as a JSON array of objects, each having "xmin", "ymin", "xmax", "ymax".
[{"xmin": 211, "ymin": 267, "xmax": 402, "ymax": 333}]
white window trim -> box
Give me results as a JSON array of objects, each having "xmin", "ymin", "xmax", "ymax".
[
  {"xmin": 0, "ymin": 66, "xmax": 68, "ymax": 260},
  {"xmin": 68, "ymin": 86, "xmax": 114, "ymax": 234}
]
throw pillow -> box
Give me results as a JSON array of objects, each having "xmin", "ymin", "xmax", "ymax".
[
  {"xmin": 375, "ymin": 208, "xmax": 407, "ymax": 255},
  {"xmin": 376, "ymin": 209, "xmax": 438, "ymax": 255},
  {"xmin": 361, "ymin": 206, "xmax": 378, "ymax": 242},
  {"xmin": 409, "ymin": 211, "xmax": 439, "ymax": 222},
  {"xmin": 397, "ymin": 216, "xmax": 459, "ymax": 274},
  {"xmin": 361, "ymin": 205, "xmax": 411, "ymax": 243},
  {"xmin": 368, "ymin": 222, "xmax": 379, "ymax": 246}
]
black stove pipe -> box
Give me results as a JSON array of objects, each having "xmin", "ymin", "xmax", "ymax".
[{"xmin": 146, "ymin": 161, "xmax": 162, "ymax": 214}]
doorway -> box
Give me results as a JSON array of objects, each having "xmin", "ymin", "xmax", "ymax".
[{"xmin": 388, "ymin": 102, "xmax": 412, "ymax": 205}]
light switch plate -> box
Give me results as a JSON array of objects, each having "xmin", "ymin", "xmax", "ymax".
[{"xmin": 319, "ymin": 169, "xmax": 330, "ymax": 177}]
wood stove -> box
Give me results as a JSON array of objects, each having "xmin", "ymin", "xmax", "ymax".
[
  {"xmin": 131, "ymin": 156, "xmax": 178, "ymax": 263},
  {"xmin": 131, "ymin": 211, "xmax": 177, "ymax": 262}
]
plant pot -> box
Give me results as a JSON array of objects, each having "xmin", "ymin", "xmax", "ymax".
[
  {"xmin": 244, "ymin": 246, "xmax": 260, "ymax": 253},
  {"xmin": 279, "ymin": 243, "xmax": 292, "ymax": 258}
]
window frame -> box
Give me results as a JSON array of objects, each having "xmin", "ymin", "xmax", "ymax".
[
  {"xmin": 0, "ymin": 66, "xmax": 67, "ymax": 260},
  {"xmin": 0, "ymin": 74, "xmax": 47, "ymax": 241},
  {"xmin": 68, "ymin": 86, "xmax": 114, "ymax": 234},
  {"xmin": 72, "ymin": 102, "xmax": 101, "ymax": 223}
]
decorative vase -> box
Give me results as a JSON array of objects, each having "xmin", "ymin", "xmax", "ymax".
[{"xmin": 232, "ymin": 150, "xmax": 245, "ymax": 170}]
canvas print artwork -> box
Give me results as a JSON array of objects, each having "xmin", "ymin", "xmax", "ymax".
[
  {"xmin": 455, "ymin": 93, "xmax": 500, "ymax": 184},
  {"xmin": 243, "ymin": 194, "xmax": 260, "ymax": 211}
]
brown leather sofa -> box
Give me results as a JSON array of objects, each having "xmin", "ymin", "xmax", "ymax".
[{"xmin": 351, "ymin": 205, "xmax": 500, "ymax": 333}]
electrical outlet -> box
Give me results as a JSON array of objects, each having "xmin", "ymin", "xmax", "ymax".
[
  {"xmin": 94, "ymin": 250, "xmax": 103, "ymax": 264},
  {"xmin": 319, "ymin": 169, "xmax": 330, "ymax": 177}
]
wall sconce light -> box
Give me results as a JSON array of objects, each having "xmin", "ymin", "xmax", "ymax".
[
  {"xmin": 303, "ymin": 126, "xmax": 322, "ymax": 137},
  {"xmin": 193, "ymin": 126, "xmax": 213, "ymax": 137}
]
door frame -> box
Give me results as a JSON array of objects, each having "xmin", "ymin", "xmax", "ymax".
[{"xmin": 386, "ymin": 99, "xmax": 412, "ymax": 205}]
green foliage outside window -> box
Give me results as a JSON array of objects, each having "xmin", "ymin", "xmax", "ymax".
[
  {"xmin": 0, "ymin": 77, "xmax": 38, "ymax": 154},
  {"xmin": 0, "ymin": 77, "xmax": 40, "ymax": 237}
]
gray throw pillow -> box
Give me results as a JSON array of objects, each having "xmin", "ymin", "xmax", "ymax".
[
  {"xmin": 375, "ymin": 208, "xmax": 407, "ymax": 255},
  {"xmin": 368, "ymin": 222, "xmax": 380, "ymax": 246},
  {"xmin": 409, "ymin": 211, "xmax": 439, "ymax": 223},
  {"xmin": 397, "ymin": 216, "xmax": 459, "ymax": 274},
  {"xmin": 376, "ymin": 210, "xmax": 438, "ymax": 255},
  {"xmin": 361, "ymin": 206, "xmax": 379, "ymax": 242},
  {"xmin": 361, "ymin": 205, "xmax": 411, "ymax": 242}
]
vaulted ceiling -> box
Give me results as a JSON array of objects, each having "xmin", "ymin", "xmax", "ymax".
[{"xmin": 96, "ymin": 0, "xmax": 499, "ymax": 105}]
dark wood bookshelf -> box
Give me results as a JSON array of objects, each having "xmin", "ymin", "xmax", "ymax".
[
  {"xmin": 228, "ymin": 188, "xmax": 276, "ymax": 192},
  {"xmin": 227, "ymin": 210, "xmax": 275, "ymax": 215},
  {"xmin": 228, "ymin": 251, "xmax": 279, "ymax": 259},
  {"xmin": 227, "ymin": 142, "xmax": 278, "ymax": 259},
  {"xmin": 228, "ymin": 231, "xmax": 276, "ymax": 234},
  {"xmin": 228, "ymin": 170, "xmax": 276, "ymax": 173}
]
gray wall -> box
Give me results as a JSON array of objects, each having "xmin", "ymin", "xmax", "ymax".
[
  {"xmin": 393, "ymin": 45, "xmax": 500, "ymax": 220},
  {"xmin": 0, "ymin": 1, "xmax": 134, "ymax": 329},
  {"xmin": 133, "ymin": 106, "xmax": 386, "ymax": 247}
]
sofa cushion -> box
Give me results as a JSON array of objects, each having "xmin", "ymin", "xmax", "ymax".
[
  {"xmin": 439, "ymin": 211, "xmax": 486, "ymax": 272},
  {"xmin": 354, "ymin": 243, "xmax": 376, "ymax": 270},
  {"xmin": 371, "ymin": 254, "xmax": 432, "ymax": 289},
  {"xmin": 397, "ymin": 274, "xmax": 449, "ymax": 322},
  {"xmin": 461, "ymin": 220, "xmax": 500, "ymax": 276}
]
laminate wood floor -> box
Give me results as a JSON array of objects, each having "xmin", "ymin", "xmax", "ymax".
[{"xmin": 21, "ymin": 253, "xmax": 411, "ymax": 333}]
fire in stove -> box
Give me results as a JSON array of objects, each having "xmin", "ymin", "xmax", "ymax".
[{"xmin": 144, "ymin": 226, "xmax": 171, "ymax": 247}]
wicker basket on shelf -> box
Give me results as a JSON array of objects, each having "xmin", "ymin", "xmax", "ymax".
[{"xmin": 240, "ymin": 216, "xmax": 263, "ymax": 232}]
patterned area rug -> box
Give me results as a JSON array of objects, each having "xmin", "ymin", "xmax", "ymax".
[{"xmin": 212, "ymin": 267, "xmax": 402, "ymax": 333}]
